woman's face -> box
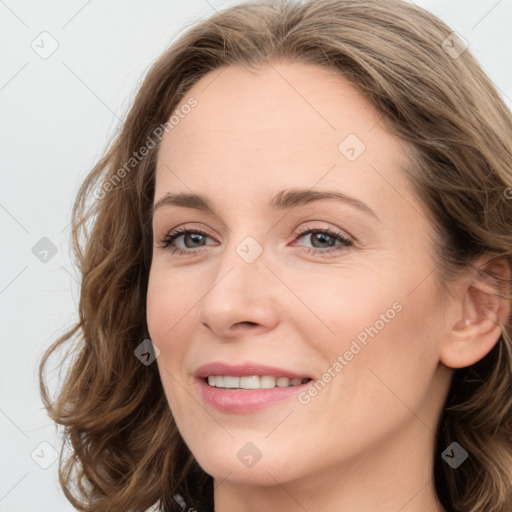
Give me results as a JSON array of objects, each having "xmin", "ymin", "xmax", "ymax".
[{"xmin": 147, "ymin": 62, "xmax": 454, "ymax": 487}]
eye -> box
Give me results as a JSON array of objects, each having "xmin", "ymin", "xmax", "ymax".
[
  {"xmin": 291, "ymin": 225, "xmax": 353, "ymax": 256},
  {"xmin": 159, "ymin": 225, "xmax": 216, "ymax": 256},
  {"xmin": 158, "ymin": 224, "xmax": 353, "ymax": 257}
]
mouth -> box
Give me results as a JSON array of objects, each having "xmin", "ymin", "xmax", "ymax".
[
  {"xmin": 194, "ymin": 362, "xmax": 314, "ymax": 413},
  {"xmin": 196, "ymin": 375, "xmax": 313, "ymax": 413}
]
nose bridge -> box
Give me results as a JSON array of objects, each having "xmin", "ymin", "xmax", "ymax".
[
  {"xmin": 215, "ymin": 215, "xmax": 270, "ymax": 276},
  {"xmin": 198, "ymin": 230, "xmax": 280, "ymax": 335},
  {"xmin": 208, "ymin": 231, "xmax": 270, "ymax": 303}
]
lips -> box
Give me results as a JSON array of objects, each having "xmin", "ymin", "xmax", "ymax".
[
  {"xmin": 193, "ymin": 362, "xmax": 314, "ymax": 413},
  {"xmin": 194, "ymin": 362, "xmax": 312, "ymax": 380}
]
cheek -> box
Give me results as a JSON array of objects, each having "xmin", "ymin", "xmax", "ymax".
[
  {"xmin": 146, "ymin": 274, "xmax": 169, "ymax": 345},
  {"xmin": 328, "ymin": 275, "xmax": 443, "ymax": 423},
  {"xmin": 288, "ymin": 264, "xmax": 406, "ymax": 350},
  {"xmin": 307, "ymin": 266, "xmax": 442, "ymax": 409},
  {"xmin": 146, "ymin": 264, "xmax": 188, "ymax": 345},
  {"xmin": 146, "ymin": 268, "xmax": 192, "ymax": 394},
  {"xmin": 146, "ymin": 269, "xmax": 191, "ymax": 417}
]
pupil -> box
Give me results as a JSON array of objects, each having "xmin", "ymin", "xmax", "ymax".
[
  {"xmin": 313, "ymin": 233, "xmax": 333, "ymax": 248},
  {"xmin": 185, "ymin": 233, "xmax": 204, "ymax": 247}
]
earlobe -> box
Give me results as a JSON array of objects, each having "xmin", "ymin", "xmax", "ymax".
[{"xmin": 440, "ymin": 256, "xmax": 510, "ymax": 369}]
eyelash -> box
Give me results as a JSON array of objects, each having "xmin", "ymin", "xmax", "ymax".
[{"xmin": 159, "ymin": 225, "xmax": 353, "ymax": 257}]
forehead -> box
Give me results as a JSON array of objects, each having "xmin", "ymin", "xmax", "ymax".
[{"xmin": 154, "ymin": 62, "xmax": 412, "ymax": 212}]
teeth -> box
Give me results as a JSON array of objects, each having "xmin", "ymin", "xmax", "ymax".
[
  {"xmin": 260, "ymin": 376, "xmax": 276, "ymax": 388},
  {"xmin": 206, "ymin": 375, "xmax": 309, "ymax": 389},
  {"xmin": 241, "ymin": 376, "xmax": 261, "ymax": 389},
  {"xmin": 276, "ymin": 377, "xmax": 289, "ymax": 387},
  {"xmin": 223, "ymin": 376, "xmax": 240, "ymax": 388}
]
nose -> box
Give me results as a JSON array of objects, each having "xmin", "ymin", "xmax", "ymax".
[{"xmin": 198, "ymin": 239, "xmax": 281, "ymax": 339}]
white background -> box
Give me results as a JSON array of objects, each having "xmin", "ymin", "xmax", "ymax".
[{"xmin": 1, "ymin": 1, "xmax": 511, "ymax": 510}]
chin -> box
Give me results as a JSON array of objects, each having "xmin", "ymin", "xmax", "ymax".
[{"xmin": 194, "ymin": 448, "xmax": 300, "ymax": 486}]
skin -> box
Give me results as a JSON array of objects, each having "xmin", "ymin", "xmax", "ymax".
[{"xmin": 146, "ymin": 62, "xmax": 507, "ymax": 512}]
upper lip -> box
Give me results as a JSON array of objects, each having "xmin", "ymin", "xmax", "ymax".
[{"xmin": 195, "ymin": 362, "xmax": 312, "ymax": 380}]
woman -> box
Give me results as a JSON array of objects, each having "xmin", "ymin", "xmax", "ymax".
[{"xmin": 39, "ymin": 1, "xmax": 512, "ymax": 511}]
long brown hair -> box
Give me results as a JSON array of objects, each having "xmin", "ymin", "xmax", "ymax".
[{"xmin": 39, "ymin": 1, "xmax": 512, "ymax": 510}]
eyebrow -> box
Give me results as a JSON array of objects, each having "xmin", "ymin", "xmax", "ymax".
[{"xmin": 151, "ymin": 188, "xmax": 378, "ymax": 220}]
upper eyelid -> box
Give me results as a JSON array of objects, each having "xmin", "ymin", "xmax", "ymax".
[
  {"xmin": 160, "ymin": 224, "xmax": 353, "ymax": 246},
  {"xmin": 163, "ymin": 224, "xmax": 218, "ymax": 240},
  {"xmin": 158, "ymin": 217, "xmax": 354, "ymax": 233},
  {"xmin": 158, "ymin": 221, "xmax": 223, "ymax": 238}
]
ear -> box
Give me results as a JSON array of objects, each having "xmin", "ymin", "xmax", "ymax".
[{"xmin": 440, "ymin": 256, "xmax": 511, "ymax": 369}]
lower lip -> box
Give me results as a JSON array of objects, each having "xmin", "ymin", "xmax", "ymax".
[{"xmin": 197, "ymin": 378, "xmax": 312, "ymax": 413}]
